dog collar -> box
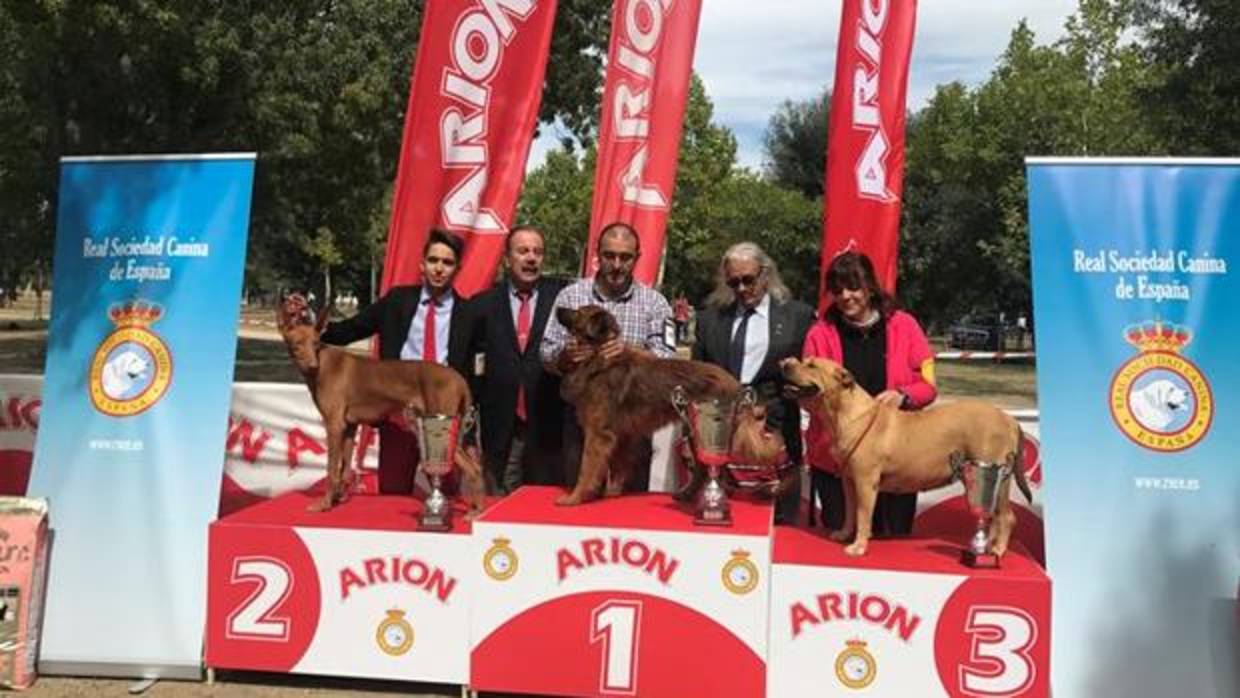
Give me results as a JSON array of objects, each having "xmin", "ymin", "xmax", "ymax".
[{"xmin": 837, "ymin": 405, "xmax": 881, "ymax": 467}]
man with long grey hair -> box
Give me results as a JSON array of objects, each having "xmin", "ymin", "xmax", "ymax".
[{"xmin": 692, "ymin": 241, "xmax": 815, "ymax": 523}]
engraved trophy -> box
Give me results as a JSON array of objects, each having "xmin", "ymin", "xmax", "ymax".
[
  {"xmin": 407, "ymin": 407, "xmax": 476, "ymax": 531},
  {"xmin": 672, "ymin": 387, "xmax": 753, "ymax": 526},
  {"xmin": 956, "ymin": 452, "xmax": 1015, "ymax": 568}
]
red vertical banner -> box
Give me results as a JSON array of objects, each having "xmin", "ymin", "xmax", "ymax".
[
  {"xmin": 382, "ymin": 0, "xmax": 558, "ymax": 297},
  {"xmin": 820, "ymin": 0, "xmax": 918, "ymax": 303},
  {"xmin": 584, "ymin": 0, "xmax": 704, "ymax": 283}
]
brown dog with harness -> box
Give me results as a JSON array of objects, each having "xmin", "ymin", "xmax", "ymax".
[{"xmin": 782, "ymin": 356, "xmax": 1031, "ymax": 557}]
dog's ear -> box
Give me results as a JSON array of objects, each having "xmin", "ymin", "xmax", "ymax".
[
  {"xmin": 837, "ymin": 367, "xmax": 855, "ymax": 390},
  {"xmin": 556, "ymin": 306, "xmax": 577, "ymax": 330},
  {"xmin": 586, "ymin": 308, "xmax": 619, "ymax": 343},
  {"xmin": 583, "ymin": 307, "xmax": 615, "ymax": 344}
]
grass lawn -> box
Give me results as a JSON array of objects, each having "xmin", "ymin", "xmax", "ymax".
[
  {"xmin": 936, "ymin": 360, "xmax": 1036, "ymax": 409},
  {"xmin": 1, "ymin": 326, "xmax": 1037, "ymax": 408}
]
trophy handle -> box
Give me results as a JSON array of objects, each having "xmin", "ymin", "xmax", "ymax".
[
  {"xmin": 737, "ymin": 386, "xmax": 757, "ymax": 410},
  {"xmin": 670, "ymin": 385, "xmax": 689, "ymax": 423}
]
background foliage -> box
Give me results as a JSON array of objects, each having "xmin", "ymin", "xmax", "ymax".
[{"xmin": 1, "ymin": 0, "xmax": 1233, "ymax": 329}]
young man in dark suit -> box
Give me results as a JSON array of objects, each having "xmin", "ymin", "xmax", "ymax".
[
  {"xmin": 468, "ymin": 226, "xmax": 567, "ymax": 493},
  {"xmin": 692, "ymin": 241, "xmax": 815, "ymax": 523},
  {"xmin": 320, "ymin": 228, "xmax": 474, "ymax": 494}
]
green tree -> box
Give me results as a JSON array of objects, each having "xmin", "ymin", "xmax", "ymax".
[
  {"xmin": 762, "ymin": 88, "xmax": 831, "ymax": 198},
  {"xmin": 515, "ymin": 146, "xmax": 595, "ymax": 277},
  {"xmin": 899, "ymin": 6, "xmax": 1161, "ymax": 330},
  {"xmin": 0, "ymin": 0, "xmax": 615, "ymax": 305},
  {"xmin": 1135, "ymin": 0, "xmax": 1240, "ymax": 154}
]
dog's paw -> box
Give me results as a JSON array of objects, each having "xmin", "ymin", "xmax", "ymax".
[
  {"xmin": 604, "ymin": 478, "xmax": 625, "ymax": 498},
  {"xmin": 306, "ymin": 495, "xmax": 335, "ymax": 513},
  {"xmin": 844, "ymin": 541, "xmax": 868, "ymax": 557},
  {"xmin": 555, "ymin": 492, "xmax": 583, "ymax": 506}
]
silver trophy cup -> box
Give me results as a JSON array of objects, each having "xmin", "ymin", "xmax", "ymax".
[
  {"xmin": 407, "ymin": 408, "xmax": 476, "ymax": 531},
  {"xmin": 957, "ymin": 453, "xmax": 1015, "ymax": 568},
  {"xmin": 672, "ymin": 387, "xmax": 753, "ymax": 526}
]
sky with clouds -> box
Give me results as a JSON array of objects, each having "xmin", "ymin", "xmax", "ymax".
[{"xmin": 529, "ymin": 0, "xmax": 1080, "ymax": 171}]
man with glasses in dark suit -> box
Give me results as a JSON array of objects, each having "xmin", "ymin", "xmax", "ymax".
[{"xmin": 692, "ymin": 241, "xmax": 815, "ymax": 523}]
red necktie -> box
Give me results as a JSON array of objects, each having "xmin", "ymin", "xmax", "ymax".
[
  {"xmin": 515, "ymin": 291, "xmax": 532, "ymax": 420},
  {"xmin": 422, "ymin": 298, "xmax": 437, "ymax": 364}
]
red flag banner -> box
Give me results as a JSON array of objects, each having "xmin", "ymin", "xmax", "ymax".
[
  {"xmin": 584, "ymin": 0, "xmax": 703, "ymax": 283},
  {"xmin": 820, "ymin": 0, "xmax": 918, "ymax": 304},
  {"xmin": 382, "ymin": 0, "xmax": 557, "ymax": 296}
]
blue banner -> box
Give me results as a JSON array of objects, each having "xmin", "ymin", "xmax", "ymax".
[
  {"xmin": 29, "ymin": 154, "xmax": 255, "ymax": 676},
  {"xmin": 1028, "ymin": 159, "xmax": 1239, "ymax": 698}
]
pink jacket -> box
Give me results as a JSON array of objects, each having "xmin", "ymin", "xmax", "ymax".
[{"xmin": 801, "ymin": 310, "xmax": 937, "ymax": 474}]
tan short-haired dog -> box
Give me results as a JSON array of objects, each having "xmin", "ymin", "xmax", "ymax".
[
  {"xmin": 781, "ymin": 356, "xmax": 1031, "ymax": 557},
  {"xmin": 276, "ymin": 298, "xmax": 485, "ymax": 515}
]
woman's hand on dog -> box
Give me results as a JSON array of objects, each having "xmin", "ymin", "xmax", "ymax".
[{"xmin": 875, "ymin": 390, "xmax": 905, "ymax": 408}]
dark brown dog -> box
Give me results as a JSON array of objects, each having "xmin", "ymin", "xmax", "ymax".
[
  {"xmin": 554, "ymin": 305, "xmax": 780, "ymax": 506},
  {"xmin": 276, "ymin": 298, "xmax": 485, "ymax": 514}
]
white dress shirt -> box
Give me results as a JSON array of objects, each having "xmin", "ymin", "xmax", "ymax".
[{"xmin": 400, "ymin": 288, "xmax": 454, "ymax": 363}]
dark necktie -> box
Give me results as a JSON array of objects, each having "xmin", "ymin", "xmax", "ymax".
[{"xmin": 727, "ymin": 308, "xmax": 754, "ymax": 379}]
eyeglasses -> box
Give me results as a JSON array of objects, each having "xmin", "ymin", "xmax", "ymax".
[
  {"xmin": 726, "ymin": 273, "xmax": 762, "ymax": 290},
  {"xmin": 600, "ymin": 251, "xmax": 637, "ymax": 264}
]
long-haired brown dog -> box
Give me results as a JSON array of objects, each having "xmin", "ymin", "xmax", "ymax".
[
  {"xmin": 554, "ymin": 305, "xmax": 785, "ymax": 506},
  {"xmin": 276, "ymin": 297, "xmax": 485, "ymax": 514}
]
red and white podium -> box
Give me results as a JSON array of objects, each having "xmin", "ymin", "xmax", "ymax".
[
  {"xmin": 767, "ymin": 527, "xmax": 1051, "ymax": 697},
  {"xmin": 470, "ymin": 486, "xmax": 773, "ymax": 697},
  {"xmin": 205, "ymin": 490, "xmax": 476, "ymax": 684}
]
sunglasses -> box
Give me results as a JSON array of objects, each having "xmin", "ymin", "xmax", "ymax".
[{"xmin": 726, "ymin": 273, "xmax": 762, "ymax": 290}]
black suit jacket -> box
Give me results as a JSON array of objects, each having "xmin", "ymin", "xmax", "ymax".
[
  {"xmin": 692, "ymin": 296, "xmax": 815, "ymax": 462},
  {"xmin": 468, "ymin": 276, "xmax": 567, "ymax": 483},
  {"xmin": 320, "ymin": 285, "xmax": 474, "ymax": 380}
]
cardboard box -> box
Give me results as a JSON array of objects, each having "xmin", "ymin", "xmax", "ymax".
[{"xmin": 0, "ymin": 498, "xmax": 49, "ymax": 690}]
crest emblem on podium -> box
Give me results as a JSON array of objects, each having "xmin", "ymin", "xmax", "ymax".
[
  {"xmin": 835, "ymin": 639, "xmax": 876, "ymax": 689},
  {"xmin": 1108, "ymin": 320, "xmax": 1212, "ymax": 452},
  {"xmin": 483, "ymin": 537, "xmax": 518, "ymax": 581},
  {"xmin": 89, "ymin": 299, "xmax": 173, "ymax": 417},
  {"xmin": 375, "ymin": 609, "xmax": 414, "ymax": 656},
  {"xmin": 720, "ymin": 550, "xmax": 759, "ymax": 595}
]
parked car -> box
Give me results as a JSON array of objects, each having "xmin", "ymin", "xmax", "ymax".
[{"xmin": 948, "ymin": 315, "xmax": 1008, "ymax": 351}]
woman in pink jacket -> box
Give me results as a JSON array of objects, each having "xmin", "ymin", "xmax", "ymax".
[{"xmin": 802, "ymin": 251, "xmax": 937, "ymax": 536}]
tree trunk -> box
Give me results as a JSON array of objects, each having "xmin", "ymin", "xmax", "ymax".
[
  {"xmin": 34, "ymin": 263, "xmax": 46, "ymax": 320},
  {"xmin": 370, "ymin": 250, "xmax": 378, "ymax": 303},
  {"xmin": 323, "ymin": 265, "xmax": 333, "ymax": 314}
]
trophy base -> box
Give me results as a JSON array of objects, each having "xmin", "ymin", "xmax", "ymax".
[
  {"xmin": 418, "ymin": 510, "xmax": 453, "ymax": 532},
  {"xmin": 961, "ymin": 548, "xmax": 1001, "ymax": 569},
  {"xmin": 694, "ymin": 508, "xmax": 732, "ymax": 527},
  {"xmin": 694, "ymin": 510, "xmax": 729, "ymax": 528}
]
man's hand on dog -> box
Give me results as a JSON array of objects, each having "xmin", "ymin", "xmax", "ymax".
[
  {"xmin": 564, "ymin": 337, "xmax": 596, "ymax": 366},
  {"xmin": 563, "ymin": 337, "xmax": 625, "ymax": 365},
  {"xmin": 598, "ymin": 338, "xmax": 625, "ymax": 361}
]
